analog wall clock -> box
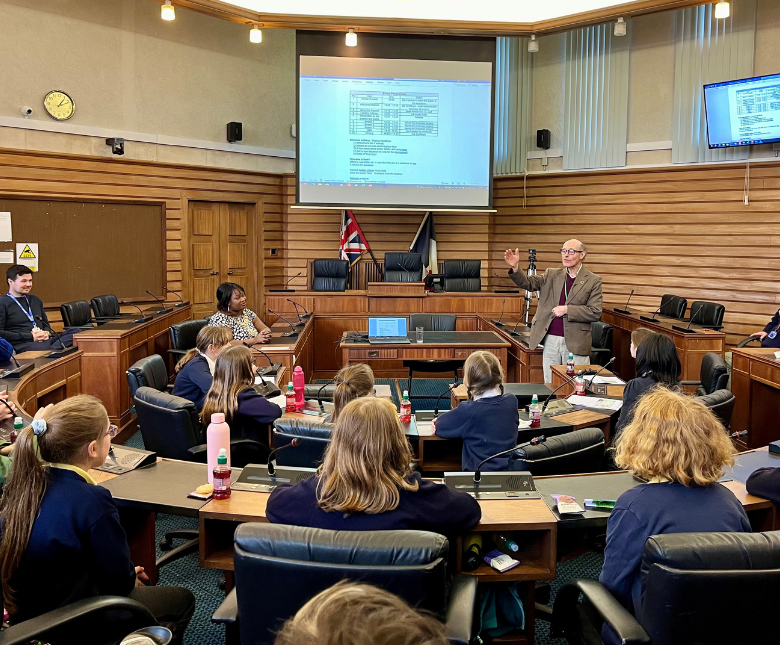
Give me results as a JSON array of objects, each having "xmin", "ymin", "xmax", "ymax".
[{"xmin": 43, "ymin": 90, "xmax": 76, "ymax": 121}]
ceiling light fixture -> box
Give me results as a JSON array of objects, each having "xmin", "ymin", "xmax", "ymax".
[
  {"xmin": 250, "ymin": 24, "xmax": 262, "ymax": 43},
  {"xmin": 346, "ymin": 28, "xmax": 357, "ymax": 47},
  {"xmin": 614, "ymin": 17, "xmax": 626, "ymax": 36},
  {"xmin": 528, "ymin": 34, "xmax": 539, "ymax": 53},
  {"xmin": 714, "ymin": 1, "xmax": 730, "ymax": 19},
  {"xmin": 161, "ymin": 0, "xmax": 175, "ymax": 21}
]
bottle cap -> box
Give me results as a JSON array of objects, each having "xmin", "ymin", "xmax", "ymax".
[
  {"xmin": 13, "ymin": 416, "xmax": 23, "ymax": 428},
  {"xmin": 294, "ymin": 366, "xmax": 303, "ymax": 373},
  {"xmin": 287, "ymin": 381, "xmax": 294, "ymax": 390},
  {"xmin": 402, "ymin": 390, "xmax": 409, "ymax": 399},
  {"xmin": 531, "ymin": 394, "xmax": 538, "ymax": 403},
  {"xmin": 210, "ymin": 413, "xmax": 225, "ymax": 424},
  {"xmin": 217, "ymin": 447, "xmax": 228, "ymax": 464}
]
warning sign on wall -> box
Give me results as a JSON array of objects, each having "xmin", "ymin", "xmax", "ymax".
[{"xmin": 16, "ymin": 243, "xmax": 38, "ymax": 272}]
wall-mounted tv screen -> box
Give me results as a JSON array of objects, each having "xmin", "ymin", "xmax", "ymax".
[{"xmin": 704, "ymin": 72, "xmax": 780, "ymax": 148}]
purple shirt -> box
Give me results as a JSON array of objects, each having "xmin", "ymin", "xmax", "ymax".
[{"xmin": 548, "ymin": 272, "xmax": 576, "ymax": 337}]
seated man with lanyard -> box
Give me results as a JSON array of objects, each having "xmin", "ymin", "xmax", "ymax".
[
  {"xmin": 748, "ymin": 308, "xmax": 780, "ymax": 348},
  {"xmin": 0, "ymin": 265, "xmax": 77, "ymax": 353}
]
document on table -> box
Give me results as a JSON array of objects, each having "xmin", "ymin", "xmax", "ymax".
[
  {"xmin": 584, "ymin": 375, "xmax": 624, "ymax": 385},
  {"xmin": 266, "ymin": 393, "xmax": 288, "ymax": 409},
  {"xmin": 566, "ymin": 395, "xmax": 623, "ymax": 411},
  {"xmin": 416, "ymin": 421, "xmax": 435, "ymax": 436}
]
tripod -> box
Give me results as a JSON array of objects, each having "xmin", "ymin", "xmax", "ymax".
[{"xmin": 523, "ymin": 249, "xmax": 538, "ymax": 326}]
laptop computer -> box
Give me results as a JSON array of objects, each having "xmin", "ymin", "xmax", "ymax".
[{"xmin": 367, "ymin": 317, "xmax": 411, "ymax": 344}]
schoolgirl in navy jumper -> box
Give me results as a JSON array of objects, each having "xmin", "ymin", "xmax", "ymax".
[
  {"xmin": 267, "ymin": 397, "xmax": 481, "ymax": 533},
  {"xmin": 600, "ymin": 388, "xmax": 749, "ymax": 644},
  {"xmin": 432, "ymin": 350, "xmax": 519, "ymax": 472},
  {"xmin": 172, "ymin": 325, "xmax": 232, "ymax": 411},
  {"xmin": 200, "ymin": 344, "xmax": 282, "ymax": 445},
  {"xmin": 329, "ymin": 362, "xmax": 375, "ymax": 423},
  {"xmin": 0, "ymin": 395, "xmax": 194, "ymax": 643}
]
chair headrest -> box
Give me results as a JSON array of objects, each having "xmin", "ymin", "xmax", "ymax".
[
  {"xmin": 312, "ymin": 259, "xmax": 349, "ymax": 279},
  {"xmin": 235, "ymin": 523, "xmax": 448, "ymax": 566},
  {"xmin": 134, "ymin": 386, "xmax": 196, "ymax": 412},
  {"xmin": 443, "ymin": 260, "xmax": 481, "ymax": 278},
  {"xmin": 61, "ymin": 300, "xmax": 92, "ymax": 327},
  {"xmin": 273, "ymin": 417, "xmax": 334, "ymax": 439},
  {"xmin": 409, "ymin": 313, "xmax": 456, "ymax": 332},
  {"xmin": 90, "ymin": 294, "xmax": 120, "ymax": 317},
  {"xmin": 385, "ymin": 253, "xmax": 423, "ymax": 272}
]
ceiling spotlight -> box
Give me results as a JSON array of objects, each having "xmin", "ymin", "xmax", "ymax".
[
  {"xmin": 528, "ymin": 35, "xmax": 539, "ymax": 53},
  {"xmin": 614, "ymin": 17, "xmax": 627, "ymax": 36},
  {"xmin": 714, "ymin": 1, "xmax": 730, "ymax": 19},
  {"xmin": 346, "ymin": 28, "xmax": 357, "ymax": 47},
  {"xmin": 250, "ymin": 24, "xmax": 262, "ymax": 43},
  {"xmin": 161, "ymin": 0, "xmax": 175, "ymax": 21}
]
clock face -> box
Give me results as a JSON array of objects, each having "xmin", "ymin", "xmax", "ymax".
[{"xmin": 43, "ymin": 90, "xmax": 75, "ymax": 121}]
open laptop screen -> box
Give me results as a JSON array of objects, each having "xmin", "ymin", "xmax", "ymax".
[{"xmin": 368, "ymin": 317, "xmax": 407, "ymax": 338}]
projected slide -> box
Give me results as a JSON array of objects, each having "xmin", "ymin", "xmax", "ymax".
[
  {"xmin": 705, "ymin": 72, "xmax": 780, "ymax": 148},
  {"xmin": 298, "ymin": 56, "xmax": 492, "ymax": 208}
]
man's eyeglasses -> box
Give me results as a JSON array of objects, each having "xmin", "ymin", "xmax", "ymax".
[
  {"xmin": 106, "ymin": 423, "xmax": 118, "ymax": 438},
  {"xmin": 560, "ymin": 249, "xmax": 584, "ymax": 256}
]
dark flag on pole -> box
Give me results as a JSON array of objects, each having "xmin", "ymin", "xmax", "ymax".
[{"xmin": 410, "ymin": 211, "xmax": 437, "ymax": 274}]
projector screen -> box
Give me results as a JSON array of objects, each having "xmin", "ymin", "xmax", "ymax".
[
  {"xmin": 298, "ymin": 55, "xmax": 493, "ymax": 209},
  {"xmin": 705, "ymin": 72, "xmax": 780, "ymax": 148}
]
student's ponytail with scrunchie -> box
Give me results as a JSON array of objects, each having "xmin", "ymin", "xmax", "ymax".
[{"xmin": 331, "ymin": 363, "xmax": 375, "ymax": 423}]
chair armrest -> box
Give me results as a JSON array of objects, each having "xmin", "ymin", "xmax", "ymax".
[
  {"xmin": 590, "ymin": 348, "xmax": 610, "ymax": 354},
  {"xmin": 0, "ymin": 596, "xmax": 156, "ymax": 645},
  {"xmin": 552, "ymin": 579, "xmax": 649, "ymax": 645},
  {"xmin": 187, "ymin": 444, "xmax": 209, "ymax": 462},
  {"xmin": 212, "ymin": 588, "xmax": 238, "ymax": 625},
  {"xmin": 445, "ymin": 574, "xmax": 478, "ymax": 645},
  {"xmin": 736, "ymin": 336, "xmax": 762, "ymax": 348},
  {"xmin": 679, "ymin": 380, "xmax": 702, "ymax": 386},
  {"xmin": 168, "ymin": 348, "xmax": 188, "ymax": 360}
]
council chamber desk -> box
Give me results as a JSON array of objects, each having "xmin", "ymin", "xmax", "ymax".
[{"xmin": 730, "ymin": 347, "xmax": 780, "ymax": 450}]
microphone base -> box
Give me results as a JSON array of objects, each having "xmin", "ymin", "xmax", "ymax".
[
  {"xmin": 493, "ymin": 289, "xmax": 520, "ymax": 294},
  {"xmin": 47, "ymin": 345, "xmax": 79, "ymax": 359},
  {"xmin": 282, "ymin": 331, "xmax": 299, "ymax": 338},
  {"xmin": 300, "ymin": 313, "xmax": 312, "ymax": 319},
  {"xmin": 293, "ymin": 322, "xmax": 305, "ymax": 328},
  {"xmin": 0, "ymin": 363, "xmax": 35, "ymax": 379},
  {"xmin": 269, "ymin": 289, "xmax": 296, "ymax": 293},
  {"xmin": 153, "ymin": 309, "xmax": 168, "ymax": 315},
  {"xmin": 133, "ymin": 317, "xmax": 151, "ymax": 324},
  {"xmin": 508, "ymin": 331, "xmax": 523, "ymax": 337},
  {"xmin": 257, "ymin": 363, "xmax": 282, "ymax": 377},
  {"xmin": 671, "ymin": 325, "xmax": 698, "ymax": 334},
  {"xmin": 613, "ymin": 308, "xmax": 632, "ymax": 314},
  {"xmin": 492, "ymin": 320, "xmax": 506, "ymax": 327},
  {"xmin": 174, "ymin": 301, "xmax": 190, "ymax": 308},
  {"xmin": 639, "ymin": 315, "xmax": 658, "ymax": 322}
]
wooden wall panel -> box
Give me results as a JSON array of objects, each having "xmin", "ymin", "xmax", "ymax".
[
  {"xmin": 0, "ymin": 148, "xmax": 285, "ymax": 318},
  {"xmin": 491, "ymin": 162, "xmax": 780, "ymax": 348},
  {"xmin": 282, "ymin": 176, "xmax": 491, "ymax": 289}
]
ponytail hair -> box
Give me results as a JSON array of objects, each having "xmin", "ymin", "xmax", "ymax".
[
  {"xmin": 464, "ymin": 351, "xmax": 504, "ymax": 400},
  {"xmin": 175, "ymin": 325, "xmax": 232, "ymax": 373},
  {"xmin": 0, "ymin": 395, "xmax": 109, "ymax": 614},
  {"xmin": 332, "ymin": 363, "xmax": 375, "ymax": 423},
  {"xmin": 200, "ymin": 345, "xmax": 255, "ymax": 425}
]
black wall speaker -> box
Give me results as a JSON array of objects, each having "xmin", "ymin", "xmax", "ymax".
[
  {"xmin": 536, "ymin": 129, "xmax": 551, "ymax": 150},
  {"xmin": 227, "ymin": 122, "xmax": 243, "ymax": 143}
]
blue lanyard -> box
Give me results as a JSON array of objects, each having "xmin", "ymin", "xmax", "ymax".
[{"xmin": 7, "ymin": 293, "xmax": 35, "ymax": 323}]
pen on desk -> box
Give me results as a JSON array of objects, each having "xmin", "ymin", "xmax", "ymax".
[{"xmin": 108, "ymin": 446, "xmax": 118, "ymax": 463}]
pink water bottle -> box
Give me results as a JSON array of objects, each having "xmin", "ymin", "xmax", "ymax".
[
  {"xmin": 293, "ymin": 365, "xmax": 306, "ymax": 411},
  {"xmin": 207, "ymin": 412, "xmax": 231, "ymax": 485}
]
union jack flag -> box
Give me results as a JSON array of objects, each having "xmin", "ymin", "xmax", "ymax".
[{"xmin": 339, "ymin": 210, "xmax": 370, "ymax": 266}]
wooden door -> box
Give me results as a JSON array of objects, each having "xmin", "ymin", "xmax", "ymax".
[{"xmin": 188, "ymin": 201, "xmax": 258, "ymax": 320}]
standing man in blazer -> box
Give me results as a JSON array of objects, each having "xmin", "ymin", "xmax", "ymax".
[{"xmin": 504, "ymin": 240, "xmax": 603, "ymax": 383}]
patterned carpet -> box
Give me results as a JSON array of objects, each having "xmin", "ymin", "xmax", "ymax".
[{"xmin": 124, "ymin": 380, "xmax": 604, "ymax": 644}]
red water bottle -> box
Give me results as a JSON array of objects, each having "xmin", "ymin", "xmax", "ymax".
[
  {"xmin": 212, "ymin": 448, "xmax": 231, "ymax": 500},
  {"xmin": 293, "ymin": 366, "xmax": 305, "ymax": 411}
]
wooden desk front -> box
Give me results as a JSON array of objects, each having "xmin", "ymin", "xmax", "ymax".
[
  {"xmin": 731, "ymin": 348, "xmax": 780, "ymax": 449},
  {"xmin": 476, "ymin": 318, "xmax": 544, "ymax": 383},
  {"xmin": 602, "ymin": 309, "xmax": 725, "ymax": 384}
]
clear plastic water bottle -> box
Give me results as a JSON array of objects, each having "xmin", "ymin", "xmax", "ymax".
[
  {"xmin": 529, "ymin": 394, "xmax": 541, "ymax": 428},
  {"xmin": 566, "ymin": 352, "xmax": 575, "ymax": 375},
  {"xmin": 285, "ymin": 381, "xmax": 296, "ymax": 412},
  {"xmin": 212, "ymin": 448, "xmax": 232, "ymax": 500},
  {"xmin": 575, "ymin": 375, "xmax": 585, "ymax": 395},
  {"xmin": 400, "ymin": 390, "xmax": 412, "ymax": 423}
]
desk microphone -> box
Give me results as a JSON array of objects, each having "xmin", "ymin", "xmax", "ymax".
[
  {"xmin": 729, "ymin": 430, "xmax": 748, "ymax": 440},
  {"xmin": 254, "ymin": 367, "xmax": 281, "ymax": 398},
  {"xmin": 35, "ymin": 316, "xmax": 78, "ymax": 358},
  {"xmin": 0, "ymin": 351, "xmax": 32, "ymax": 379},
  {"xmin": 145, "ymin": 291, "xmax": 169, "ymax": 314},
  {"xmin": 315, "ymin": 378, "xmax": 338, "ymax": 413},
  {"xmin": 492, "ymin": 272, "xmax": 520, "ymax": 293},
  {"xmin": 285, "ymin": 300, "xmax": 305, "ymax": 328},
  {"xmin": 395, "ymin": 264, "xmax": 418, "ymax": 282},
  {"xmin": 639, "ymin": 306, "xmax": 661, "ymax": 323},
  {"xmin": 268, "ymin": 310, "xmax": 299, "ymax": 339},
  {"xmin": 613, "ymin": 290, "xmax": 634, "ymax": 314},
  {"xmin": 120, "ymin": 302, "xmax": 151, "ymax": 324},
  {"xmin": 266, "ymin": 438, "xmax": 301, "ymax": 476},
  {"xmin": 242, "ymin": 343, "xmax": 281, "ymax": 376},
  {"xmin": 287, "ymin": 299, "xmax": 311, "ymax": 322},
  {"xmin": 672, "ymin": 304, "xmax": 704, "ymax": 334},
  {"xmin": 509, "ymin": 316, "xmax": 524, "ymax": 337},
  {"xmin": 162, "ymin": 286, "xmax": 188, "ymax": 308},
  {"xmin": 433, "ymin": 380, "xmax": 460, "ymax": 418},
  {"xmin": 473, "ymin": 436, "xmax": 546, "ymax": 483},
  {"xmin": 541, "ymin": 372, "xmax": 584, "ymax": 413},
  {"xmin": 492, "ymin": 299, "xmax": 506, "ymax": 327}
]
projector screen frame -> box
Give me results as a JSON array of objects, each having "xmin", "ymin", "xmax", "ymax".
[
  {"xmin": 295, "ymin": 31, "xmax": 496, "ymax": 211},
  {"xmin": 704, "ymin": 71, "xmax": 780, "ymax": 149}
]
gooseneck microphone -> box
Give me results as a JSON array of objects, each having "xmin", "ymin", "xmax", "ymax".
[
  {"xmin": 268, "ymin": 310, "xmax": 300, "ymax": 339},
  {"xmin": 34, "ymin": 316, "xmax": 66, "ymax": 350},
  {"xmin": 492, "ymin": 299, "xmax": 506, "ymax": 327},
  {"xmin": 162, "ymin": 286, "xmax": 187, "ymax": 308},
  {"xmin": 433, "ymin": 380, "xmax": 460, "ymax": 418},
  {"xmin": 672, "ymin": 304, "xmax": 705, "ymax": 334},
  {"xmin": 121, "ymin": 302, "xmax": 151, "ymax": 324},
  {"xmin": 473, "ymin": 435, "xmax": 546, "ymax": 483},
  {"xmin": 287, "ymin": 300, "xmax": 310, "ymax": 325},
  {"xmin": 509, "ymin": 316, "xmax": 524, "ymax": 337},
  {"xmin": 242, "ymin": 343, "xmax": 281, "ymax": 376},
  {"xmin": 285, "ymin": 272, "xmax": 302, "ymax": 289},
  {"xmin": 541, "ymin": 372, "xmax": 584, "ymax": 413},
  {"xmin": 317, "ymin": 378, "xmax": 338, "ymax": 413},
  {"xmin": 613, "ymin": 290, "xmax": 634, "ymax": 314},
  {"xmin": 266, "ymin": 438, "xmax": 301, "ymax": 476},
  {"xmin": 35, "ymin": 316, "xmax": 78, "ymax": 358},
  {"xmin": 640, "ymin": 306, "xmax": 661, "ymax": 323},
  {"xmin": 269, "ymin": 272, "xmax": 301, "ymax": 293},
  {"xmin": 581, "ymin": 357, "xmax": 616, "ymax": 388},
  {"xmin": 145, "ymin": 290, "xmax": 169, "ymax": 314}
]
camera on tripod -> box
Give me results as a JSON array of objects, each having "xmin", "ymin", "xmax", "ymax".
[{"xmin": 528, "ymin": 249, "xmax": 537, "ymax": 269}]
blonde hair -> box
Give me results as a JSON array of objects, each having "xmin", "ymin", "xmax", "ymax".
[
  {"xmin": 200, "ymin": 345, "xmax": 254, "ymax": 425},
  {"xmin": 0, "ymin": 395, "xmax": 109, "ymax": 614},
  {"xmin": 464, "ymin": 351, "xmax": 504, "ymax": 400},
  {"xmin": 614, "ymin": 387, "xmax": 735, "ymax": 486},
  {"xmin": 317, "ymin": 397, "xmax": 418, "ymax": 514},
  {"xmin": 274, "ymin": 580, "xmax": 448, "ymax": 645},
  {"xmin": 630, "ymin": 327, "xmax": 654, "ymax": 350},
  {"xmin": 332, "ymin": 363, "xmax": 375, "ymax": 423},
  {"xmin": 175, "ymin": 325, "xmax": 232, "ymax": 373}
]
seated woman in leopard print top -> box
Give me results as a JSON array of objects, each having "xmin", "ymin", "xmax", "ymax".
[{"xmin": 208, "ymin": 282, "xmax": 271, "ymax": 346}]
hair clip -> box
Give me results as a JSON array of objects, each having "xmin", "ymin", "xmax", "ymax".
[{"xmin": 31, "ymin": 419, "xmax": 47, "ymax": 436}]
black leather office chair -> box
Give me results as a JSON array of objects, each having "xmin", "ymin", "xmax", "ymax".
[
  {"xmin": 590, "ymin": 321, "xmax": 613, "ymax": 367},
  {"xmin": 510, "ymin": 428, "xmax": 605, "ymax": 476},
  {"xmin": 698, "ymin": 388, "xmax": 736, "ymax": 429},
  {"xmin": 60, "ymin": 300, "xmax": 99, "ymax": 329},
  {"xmin": 272, "ymin": 417, "xmax": 334, "ymax": 468},
  {"xmin": 658, "ymin": 294, "xmax": 687, "ymax": 319},
  {"xmin": 688, "ymin": 300, "xmax": 726, "ymax": 330},
  {"xmin": 680, "ymin": 352, "xmax": 729, "ymax": 395},
  {"xmin": 212, "ymin": 523, "xmax": 478, "ymax": 645},
  {"xmin": 168, "ymin": 319, "xmax": 209, "ymax": 362},
  {"xmin": 403, "ymin": 314, "xmax": 464, "ymax": 399},
  {"xmin": 0, "ymin": 596, "xmax": 161, "ymax": 645},
  {"xmin": 443, "ymin": 260, "xmax": 481, "ymax": 292},
  {"xmin": 384, "ymin": 252, "xmax": 423, "ymax": 282},
  {"xmin": 90, "ymin": 294, "xmax": 126, "ymax": 320},
  {"xmin": 311, "ymin": 259, "xmax": 350, "ymax": 292},
  {"xmin": 551, "ymin": 530, "xmax": 780, "ymax": 645},
  {"xmin": 126, "ymin": 354, "xmax": 171, "ymax": 398}
]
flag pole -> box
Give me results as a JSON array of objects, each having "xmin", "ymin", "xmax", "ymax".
[{"xmin": 367, "ymin": 247, "xmax": 384, "ymax": 280}]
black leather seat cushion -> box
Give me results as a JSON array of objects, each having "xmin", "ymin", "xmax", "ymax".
[
  {"xmin": 312, "ymin": 259, "xmax": 349, "ymax": 292},
  {"xmin": 443, "ymin": 260, "xmax": 481, "ymax": 292},
  {"xmin": 384, "ymin": 253, "xmax": 423, "ymax": 282},
  {"xmin": 659, "ymin": 294, "xmax": 687, "ymax": 319},
  {"xmin": 90, "ymin": 294, "xmax": 121, "ymax": 318},
  {"xmin": 690, "ymin": 300, "xmax": 725, "ymax": 329},
  {"xmin": 409, "ymin": 313, "xmax": 457, "ymax": 332},
  {"xmin": 60, "ymin": 300, "xmax": 94, "ymax": 328},
  {"xmin": 697, "ymin": 388, "xmax": 735, "ymax": 427}
]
